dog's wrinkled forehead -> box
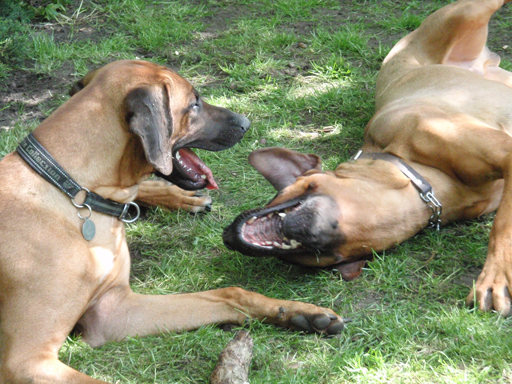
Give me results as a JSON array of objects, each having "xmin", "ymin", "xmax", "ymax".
[{"xmin": 70, "ymin": 60, "xmax": 194, "ymax": 97}]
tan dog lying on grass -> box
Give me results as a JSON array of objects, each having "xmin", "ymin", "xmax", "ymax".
[
  {"xmin": 224, "ymin": 0, "xmax": 512, "ymax": 316},
  {"xmin": 0, "ymin": 60, "xmax": 345, "ymax": 383}
]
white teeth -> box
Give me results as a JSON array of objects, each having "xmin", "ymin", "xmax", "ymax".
[
  {"xmin": 247, "ymin": 217, "xmax": 257, "ymax": 225},
  {"xmin": 201, "ymin": 175, "xmax": 207, "ymax": 179},
  {"xmin": 278, "ymin": 212, "xmax": 286, "ymax": 218},
  {"xmin": 261, "ymin": 217, "xmax": 267, "ymax": 222},
  {"xmin": 290, "ymin": 240, "xmax": 301, "ymax": 249},
  {"xmin": 176, "ymin": 152, "xmax": 181, "ymax": 160},
  {"xmin": 250, "ymin": 238, "xmax": 301, "ymax": 250},
  {"xmin": 283, "ymin": 236, "xmax": 289, "ymax": 241},
  {"xmin": 187, "ymin": 168, "xmax": 192, "ymax": 172},
  {"xmin": 267, "ymin": 212, "xmax": 274, "ymax": 218}
]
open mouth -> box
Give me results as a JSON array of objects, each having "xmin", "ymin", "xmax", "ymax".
[
  {"xmin": 160, "ymin": 148, "xmax": 218, "ymax": 191},
  {"xmin": 223, "ymin": 197, "xmax": 307, "ymax": 256}
]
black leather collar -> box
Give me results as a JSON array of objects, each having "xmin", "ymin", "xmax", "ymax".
[
  {"xmin": 352, "ymin": 150, "xmax": 442, "ymax": 229},
  {"xmin": 17, "ymin": 133, "xmax": 140, "ymax": 224}
]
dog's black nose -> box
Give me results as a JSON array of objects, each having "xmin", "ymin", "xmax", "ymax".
[
  {"xmin": 222, "ymin": 226, "xmax": 235, "ymax": 250},
  {"xmin": 238, "ymin": 115, "xmax": 251, "ymax": 133}
]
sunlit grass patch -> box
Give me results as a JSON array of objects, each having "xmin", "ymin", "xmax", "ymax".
[{"xmin": 2, "ymin": 0, "xmax": 512, "ymax": 382}]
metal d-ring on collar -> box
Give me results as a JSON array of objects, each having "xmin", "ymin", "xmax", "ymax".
[
  {"xmin": 352, "ymin": 150, "xmax": 442, "ymax": 230},
  {"xmin": 16, "ymin": 133, "xmax": 141, "ymax": 240}
]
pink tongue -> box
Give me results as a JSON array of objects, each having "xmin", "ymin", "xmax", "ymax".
[{"xmin": 178, "ymin": 148, "xmax": 218, "ymax": 189}]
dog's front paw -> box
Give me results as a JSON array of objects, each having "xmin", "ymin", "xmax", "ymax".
[
  {"xmin": 466, "ymin": 263, "xmax": 512, "ymax": 317},
  {"xmin": 177, "ymin": 190, "xmax": 213, "ymax": 214},
  {"xmin": 276, "ymin": 304, "xmax": 349, "ymax": 335},
  {"xmin": 136, "ymin": 180, "xmax": 213, "ymax": 213}
]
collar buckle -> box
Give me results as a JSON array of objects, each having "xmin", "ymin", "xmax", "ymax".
[
  {"xmin": 420, "ymin": 191, "xmax": 442, "ymax": 230},
  {"xmin": 119, "ymin": 202, "xmax": 141, "ymax": 223}
]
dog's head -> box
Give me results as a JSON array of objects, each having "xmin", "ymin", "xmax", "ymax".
[
  {"xmin": 223, "ymin": 147, "xmax": 427, "ymax": 280},
  {"xmin": 69, "ymin": 60, "xmax": 250, "ymax": 190}
]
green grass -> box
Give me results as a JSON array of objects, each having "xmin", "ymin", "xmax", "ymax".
[{"xmin": 1, "ymin": 0, "xmax": 512, "ymax": 383}]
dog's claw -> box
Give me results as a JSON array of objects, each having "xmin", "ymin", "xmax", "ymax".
[
  {"xmin": 478, "ymin": 289, "xmax": 512, "ymax": 317},
  {"xmin": 205, "ymin": 203, "xmax": 212, "ymax": 212},
  {"xmin": 466, "ymin": 268, "xmax": 512, "ymax": 317}
]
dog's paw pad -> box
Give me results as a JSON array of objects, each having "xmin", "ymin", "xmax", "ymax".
[
  {"xmin": 290, "ymin": 313, "xmax": 347, "ymax": 335},
  {"xmin": 326, "ymin": 321, "xmax": 346, "ymax": 335},
  {"xmin": 290, "ymin": 315, "xmax": 314, "ymax": 333},
  {"xmin": 312, "ymin": 315, "xmax": 332, "ymax": 330}
]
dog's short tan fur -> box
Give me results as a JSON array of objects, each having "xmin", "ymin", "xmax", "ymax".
[
  {"xmin": 0, "ymin": 60, "xmax": 344, "ymax": 383},
  {"xmin": 224, "ymin": 0, "xmax": 512, "ymax": 316}
]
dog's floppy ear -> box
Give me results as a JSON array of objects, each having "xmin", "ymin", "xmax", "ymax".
[
  {"xmin": 69, "ymin": 79, "xmax": 85, "ymax": 96},
  {"xmin": 69, "ymin": 68, "xmax": 99, "ymax": 96},
  {"xmin": 125, "ymin": 86, "xmax": 173, "ymax": 175},
  {"xmin": 249, "ymin": 147, "xmax": 322, "ymax": 191}
]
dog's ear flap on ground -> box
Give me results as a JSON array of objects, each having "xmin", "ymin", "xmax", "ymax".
[
  {"xmin": 248, "ymin": 147, "xmax": 322, "ymax": 191},
  {"xmin": 124, "ymin": 86, "xmax": 173, "ymax": 175},
  {"xmin": 332, "ymin": 259, "xmax": 369, "ymax": 281}
]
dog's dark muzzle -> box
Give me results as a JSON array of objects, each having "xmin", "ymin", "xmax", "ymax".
[{"xmin": 162, "ymin": 106, "xmax": 250, "ymax": 191}]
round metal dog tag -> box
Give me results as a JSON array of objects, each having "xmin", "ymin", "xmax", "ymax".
[{"xmin": 82, "ymin": 218, "xmax": 96, "ymax": 241}]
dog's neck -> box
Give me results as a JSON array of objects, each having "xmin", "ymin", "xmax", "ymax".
[
  {"xmin": 405, "ymin": 161, "xmax": 503, "ymax": 224},
  {"xmin": 330, "ymin": 161, "xmax": 431, "ymax": 256},
  {"xmin": 356, "ymin": 144, "xmax": 502, "ymax": 225},
  {"xmin": 31, "ymin": 108, "xmax": 153, "ymax": 204}
]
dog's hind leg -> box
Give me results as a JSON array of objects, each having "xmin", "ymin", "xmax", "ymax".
[
  {"xmin": 385, "ymin": 0, "xmax": 510, "ymax": 67},
  {"xmin": 1, "ymin": 295, "xmax": 109, "ymax": 383},
  {"xmin": 0, "ymin": 233, "xmax": 113, "ymax": 383},
  {"xmin": 0, "ymin": 352, "xmax": 108, "ymax": 384}
]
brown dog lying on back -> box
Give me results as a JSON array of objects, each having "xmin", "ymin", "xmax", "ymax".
[{"xmin": 224, "ymin": 0, "xmax": 512, "ymax": 316}]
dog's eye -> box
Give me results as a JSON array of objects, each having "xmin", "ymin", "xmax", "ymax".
[{"xmin": 191, "ymin": 99, "xmax": 201, "ymax": 110}]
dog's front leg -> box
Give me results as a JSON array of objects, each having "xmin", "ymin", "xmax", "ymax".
[
  {"xmin": 136, "ymin": 180, "xmax": 213, "ymax": 213},
  {"xmin": 467, "ymin": 176, "xmax": 512, "ymax": 316},
  {"xmin": 78, "ymin": 286, "xmax": 346, "ymax": 347}
]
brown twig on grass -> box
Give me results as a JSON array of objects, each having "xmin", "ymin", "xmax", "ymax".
[{"xmin": 210, "ymin": 330, "xmax": 254, "ymax": 384}]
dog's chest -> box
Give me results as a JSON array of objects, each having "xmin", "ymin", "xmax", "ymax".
[
  {"xmin": 88, "ymin": 221, "xmax": 127, "ymax": 285},
  {"xmin": 90, "ymin": 247, "xmax": 117, "ymax": 284}
]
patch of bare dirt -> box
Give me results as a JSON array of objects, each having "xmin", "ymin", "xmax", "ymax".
[
  {"xmin": 0, "ymin": 64, "xmax": 74, "ymax": 128},
  {"xmin": 0, "ymin": 1, "xmax": 117, "ymax": 129},
  {"xmin": 1, "ymin": 1, "xmax": 511, "ymax": 134}
]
